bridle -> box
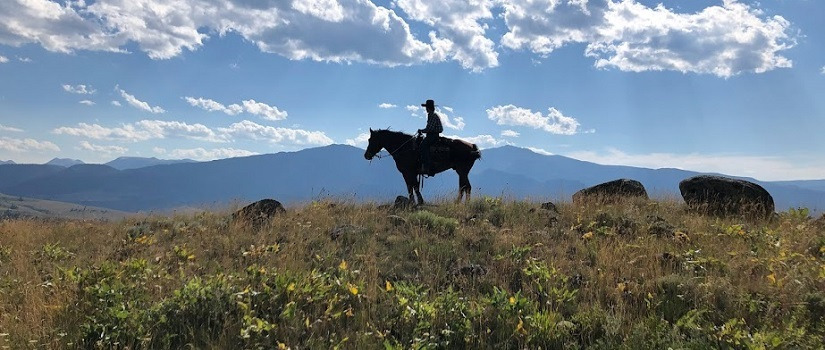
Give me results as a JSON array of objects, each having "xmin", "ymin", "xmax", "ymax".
[{"xmin": 371, "ymin": 133, "xmax": 418, "ymax": 160}]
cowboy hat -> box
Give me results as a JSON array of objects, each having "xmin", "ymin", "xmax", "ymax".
[{"xmin": 420, "ymin": 99, "xmax": 436, "ymax": 108}]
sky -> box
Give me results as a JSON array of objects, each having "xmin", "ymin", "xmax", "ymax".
[{"xmin": 0, "ymin": 0, "xmax": 823, "ymax": 181}]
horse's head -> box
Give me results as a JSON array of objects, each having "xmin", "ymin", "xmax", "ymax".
[{"xmin": 364, "ymin": 128, "xmax": 382, "ymax": 160}]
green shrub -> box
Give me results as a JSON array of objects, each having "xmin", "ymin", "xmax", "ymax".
[{"xmin": 408, "ymin": 210, "xmax": 458, "ymax": 235}]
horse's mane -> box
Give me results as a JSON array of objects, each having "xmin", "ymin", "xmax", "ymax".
[{"xmin": 374, "ymin": 129, "xmax": 413, "ymax": 138}]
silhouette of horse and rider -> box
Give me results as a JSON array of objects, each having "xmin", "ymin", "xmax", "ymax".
[{"xmin": 364, "ymin": 99, "xmax": 481, "ymax": 205}]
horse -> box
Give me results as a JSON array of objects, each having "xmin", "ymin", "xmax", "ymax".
[{"xmin": 364, "ymin": 128, "xmax": 481, "ymax": 205}]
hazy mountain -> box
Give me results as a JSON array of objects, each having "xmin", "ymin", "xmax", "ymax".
[
  {"xmin": 0, "ymin": 160, "xmax": 14, "ymax": 165},
  {"xmin": 0, "ymin": 192, "xmax": 129, "ymax": 220},
  {"xmin": 1, "ymin": 145, "xmax": 823, "ymax": 212},
  {"xmin": 46, "ymin": 158, "xmax": 84, "ymax": 167},
  {"xmin": 105, "ymin": 156, "xmax": 196, "ymax": 170}
]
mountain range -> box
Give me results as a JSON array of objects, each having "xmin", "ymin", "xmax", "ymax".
[{"xmin": 1, "ymin": 145, "xmax": 822, "ymax": 213}]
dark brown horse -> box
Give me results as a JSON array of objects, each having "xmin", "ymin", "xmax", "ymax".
[{"xmin": 364, "ymin": 128, "xmax": 481, "ymax": 205}]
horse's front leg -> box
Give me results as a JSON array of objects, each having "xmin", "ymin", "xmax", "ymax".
[
  {"xmin": 414, "ymin": 179, "xmax": 424, "ymax": 205},
  {"xmin": 402, "ymin": 172, "xmax": 417, "ymax": 203}
]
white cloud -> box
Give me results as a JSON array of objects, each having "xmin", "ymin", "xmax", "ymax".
[
  {"xmin": 0, "ymin": 124, "xmax": 23, "ymax": 132},
  {"xmin": 378, "ymin": 103, "xmax": 397, "ymax": 109},
  {"xmin": 0, "ymin": 0, "xmax": 447, "ymax": 68},
  {"xmin": 487, "ymin": 105, "xmax": 580, "ymax": 135},
  {"xmin": 155, "ymin": 147, "xmax": 258, "ymax": 161},
  {"xmin": 53, "ymin": 120, "xmax": 225, "ymax": 143},
  {"xmin": 78, "ymin": 140, "xmax": 127, "ymax": 155},
  {"xmin": 184, "ymin": 96, "xmax": 243, "ymax": 115},
  {"xmin": 501, "ymin": 129, "xmax": 520, "ymax": 138},
  {"xmin": 0, "ymin": 55, "xmax": 7, "ymax": 63},
  {"xmin": 345, "ymin": 132, "xmax": 370, "ymax": 147},
  {"xmin": 111, "ymin": 101, "xmax": 122, "ymax": 107},
  {"xmin": 0, "ymin": 1, "xmax": 794, "ymax": 75},
  {"xmin": 62, "ymin": 84, "xmax": 96, "ymax": 94},
  {"xmin": 501, "ymin": 0, "xmax": 794, "ymax": 77},
  {"xmin": 218, "ymin": 120, "xmax": 333, "ymax": 145},
  {"xmin": 444, "ymin": 134, "xmax": 508, "ymax": 149},
  {"xmin": 821, "ymin": 66, "xmax": 825, "ymax": 75},
  {"xmin": 441, "ymin": 106, "xmax": 454, "ymax": 113},
  {"xmin": 437, "ymin": 111, "xmax": 465, "ymax": 130},
  {"xmin": 566, "ymin": 148, "xmax": 825, "ymax": 181},
  {"xmin": 396, "ymin": 0, "xmax": 498, "ymax": 71},
  {"xmin": 241, "ymin": 100, "xmax": 287, "ymax": 121},
  {"xmin": 17, "ymin": 57, "xmax": 32, "ymax": 63},
  {"xmin": 526, "ymin": 147, "xmax": 553, "ymax": 156},
  {"xmin": 79, "ymin": 100, "xmax": 95, "ymax": 106},
  {"xmin": 118, "ymin": 88, "xmax": 165, "ymax": 114},
  {"xmin": 0, "ymin": 137, "xmax": 60, "ymax": 152}
]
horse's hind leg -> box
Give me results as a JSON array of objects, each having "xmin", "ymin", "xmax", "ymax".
[{"xmin": 403, "ymin": 173, "xmax": 416, "ymax": 203}]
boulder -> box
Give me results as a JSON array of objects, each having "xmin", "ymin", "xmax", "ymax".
[
  {"xmin": 540, "ymin": 201, "xmax": 559, "ymax": 213},
  {"xmin": 233, "ymin": 199, "xmax": 285, "ymax": 228},
  {"xmin": 679, "ymin": 175, "xmax": 774, "ymax": 218},
  {"xmin": 573, "ymin": 179, "xmax": 648, "ymax": 204}
]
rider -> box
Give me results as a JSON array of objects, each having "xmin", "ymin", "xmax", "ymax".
[{"xmin": 417, "ymin": 99, "xmax": 443, "ymax": 175}]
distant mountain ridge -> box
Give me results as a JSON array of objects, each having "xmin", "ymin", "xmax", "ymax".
[
  {"xmin": 0, "ymin": 160, "xmax": 14, "ymax": 165},
  {"xmin": 105, "ymin": 156, "xmax": 196, "ymax": 170},
  {"xmin": 46, "ymin": 158, "xmax": 84, "ymax": 167},
  {"xmin": 1, "ymin": 145, "xmax": 822, "ymax": 213}
]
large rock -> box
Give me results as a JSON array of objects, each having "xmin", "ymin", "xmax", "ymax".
[
  {"xmin": 572, "ymin": 179, "xmax": 648, "ymax": 204},
  {"xmin": 679, "ymin": 175, "xmax": 774, "ymax": 218},
  {"xmin": 233, "ymin": 199, "xmax": 285, "ymax": 228}
]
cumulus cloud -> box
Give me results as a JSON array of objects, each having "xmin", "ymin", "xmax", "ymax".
[
  {"xmin": 53, "ymin": 120, "xmax": 226, "ymax": 143},
  {"xmin": 396, "ymin": 0, "xmax": 498, "ymax": 71},
  {"xmin": 241, "ymin": 100, "xmax": 287, "ymax": 121},
  {"xmin": 184, "ymin": 97, "xmax": 243, "ymax": 115},
  {"xmin": 111, "ymin": 101, "xmax": 121, "ymax": 107},
  {"xmin": 526, "ymin": 147, "xmax": 553, "ymax": 156},
  {"xmin": 0, "ymin": 55, "xmax": 8, "ymax": 63},
  {"xmin": 444, "ymin": 134, "xmax": 508, "ymax": 149},
  {"xmin": 0, "ymin": 0, "xmax": 795, "ymax": 75},
  {"xmin": 821, "ymin": 66, "xmax": 825, "ymax": 75},
  {"xmin": 501, "ymin": 129, "xmax": 520, "ymax": 138},
  {"xmin": 218, "ymin": 120, "xmax": 333, "ymax": 145},
  {"xmin": 62, "ymin": 84, "xmax": 96, "ymax": 94},
  {"xmin": 501, "ymin": 0, "xmax": 794, "ymax": 77},
  {"xmin": 437, "ymin": 111, "xmax": 465, "ymax": 130},
  {"xmin": 155, "ymin": 147, "xmax": 258, "ymax": 161},
  {"xmin": 118, "ymin": 88, "xmax": 165, "ymax": 114},
  {"xmin": 406, "ymin": 105, "xmax": 422, "ymax": 118},
  {"xmin": 0, "ymin": 0, "xmax": 446, "ymax": 67},
  {"xmin": 0, "ymin": 124, "xmax": 23, "ymax": 132},
  {"xmin": 78, "ymin": 140, "xmax": 127, "ymax": 155},
  {"xmin": 0, "ymin": 137, "xmax": 60, "ymax": 152},
  {"xmin": 378, "ymin": 103, "xmax": 397, "ymax": 109},
  {"xmin": 79, "ymin": 100, "xmax": 95, "ymax": 106},
  {"xmin": 345, "ymin": 132, "xmax": 370, "ymax": 147},
  {"xmin": 487, "ymin": 105, "xmax": 580, "ymax": 135},
  {"xmin": 185, "ymin": 96, "xmax": 287, "ymax": 120},
  {"xmin": 566, "ymin": 148, "xmax": 825, "ymax": 181}
]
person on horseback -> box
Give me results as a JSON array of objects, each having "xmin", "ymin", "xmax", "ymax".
[{"xmin": 417, "ymin": 99, "xmax": 443, "ymax": 175}]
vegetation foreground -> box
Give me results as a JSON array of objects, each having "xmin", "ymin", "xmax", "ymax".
[{"xmin": 1, "ymin": 198, "xmax": 824, "ymax": 349}]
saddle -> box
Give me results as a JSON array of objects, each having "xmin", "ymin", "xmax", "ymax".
[{"xmin": 415, "ymin": 136, "xmax": 452, "ymax": 174}]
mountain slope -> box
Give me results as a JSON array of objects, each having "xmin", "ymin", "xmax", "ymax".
[
  {"xmin": 46, "ymin": 158, "xmax": 84, "ymax": 167},
  {"xmin": 105, "ymin": 156, "xmax": 196, "ymax": 170},
  {"xmin": 1, "ymin": 145, "xmax": 822, "ymax": 212}
]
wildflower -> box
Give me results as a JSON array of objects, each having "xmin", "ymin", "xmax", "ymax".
[
  {"xmin": 582, "ymin": 232, "xmax": 594, "ymax": 239},
  {"xmin": 385, "ymin": 280, "xmax": 393, "ymax": 292},
  {"xmin": 347, "ymin": 283, "xmax": 359, "ymax": 295},
  {"xmin": 509, "ymin": 296, "xmax": 516, "ymax": 305},
  {"xmin": 339, "ymin": 260, "xmax": 348, "ymax": 270}
]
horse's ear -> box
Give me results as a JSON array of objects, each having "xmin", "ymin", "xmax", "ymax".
[{"xmin": 369, "ymin": 128, "xmax": 373, "ymax": 133}]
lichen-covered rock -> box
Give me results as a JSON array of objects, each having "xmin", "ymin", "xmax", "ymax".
[
  {"xmin": 233, "ymin": 199, "xmax": 285, "ymax": 228},
  {"xmin": 573, "ymin": 179, "xmax": 648, "ymax": 204},
  {"xmin": 679, "ymin": 175, "xmax": 774, "ymax": 218}
]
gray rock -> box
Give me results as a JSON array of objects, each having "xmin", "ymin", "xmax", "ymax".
[
  {"xmin": 679, "ymin": 175, "xmax": 774, "ymax": 218},
  {"xmin": 540, "ymin": 201, "xmax": 559, "ymax": 213},
  {"xmin": 573, "ymin": 179, "xmax": 648, "ymax": 204},
  {"xmin": 451, "ymin": 264, "xmax": 488, "ymax": 278},
  {"xmin": 387, "ymin": 215, "xmax": 408, "ymax": 227},
  {"xmin": 233, "ymin": 199, "xmax": 285, "ymax": 228}
]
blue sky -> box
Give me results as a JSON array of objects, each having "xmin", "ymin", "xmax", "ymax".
[{"xmin": 0, "ymin": 0, "xmax": 823, "ymax": 181}]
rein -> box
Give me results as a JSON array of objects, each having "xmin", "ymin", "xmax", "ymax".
[{"xmin": 373, "ymin": 134, "xmax": 417, "ymax": 159}]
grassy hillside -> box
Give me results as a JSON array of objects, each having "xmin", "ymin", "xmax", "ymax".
[
  {"xmin": 1, "ymin": 198, "xmax": 823, "ymax": 349},
  {"xmin": 0, "ymin": 193, "xmax": 130, "ymax": 220}
]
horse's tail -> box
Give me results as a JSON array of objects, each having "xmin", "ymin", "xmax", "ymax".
[{"xmin": 471, "ymin": 144, "xmax": 481, "ymax": 160}]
